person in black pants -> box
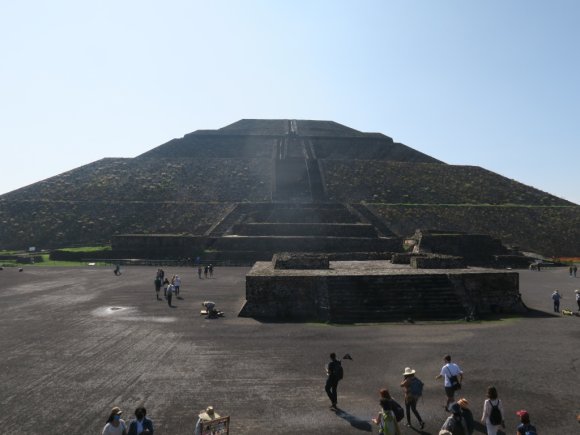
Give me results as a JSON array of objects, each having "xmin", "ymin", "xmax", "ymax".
[
  {"xmin": 400, "ymin": 367, "xmax": 425, "ymax": 429},
  {"xmin": 325, "ymin": 353, "xmax": 341, "ymax": 409}
]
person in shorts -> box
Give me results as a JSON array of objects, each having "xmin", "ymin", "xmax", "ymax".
[{"xmin": 435, "ymin": 354, "xmax": 463, "ymax": 412}]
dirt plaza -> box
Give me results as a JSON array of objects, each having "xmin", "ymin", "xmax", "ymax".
[{"xmin": 0, "ymin": 265, "xmax": 578, "ymax": 434}]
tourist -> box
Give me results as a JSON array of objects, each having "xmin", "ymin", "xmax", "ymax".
[
  {"xmin": 480, "ymin": 386, "xmax": 505, "ymax": 435},
  {"xmin": 456, "ymin": 398, "xmax": 474, "ymax": 434},
  {"xmin": 114, "ymin": 264, "xmax": 121, "ymax": 276},
  {"xmin": 167, "ymin": 282, "xmax": 175, "ymax": 307},
  {"xmin": 204, "ymin": 265, "xmax": 209, "ymax": 279},
  {"xmin": 194, "ymin": 406, "xmax": 221, "ymax": 435},
  {"xmin": 127, "ymin": 406, "xmax": 154, "ymax": 435},
  {"xmin": 209, "ymin": 264, "xmax": 214, "ymax": 278},
  {"xmin": 202, "ymin": 301, "xmax": 220, "ymax": 318},
  {"xmin": 570, "ymin": 265, "xmax": 574, "ymax": 277},
  {"xmin": 400, "ymin": 367, "xmax": 425, "ymax": 429},
  {"xmin": 515, "ymin": 409, "xmax": 537, "ymax": 434},
  {"xmin": 574, "ymin": 264, "xmax": 578, "ymax": 277},
  {"xmin": 371, "ymin": 389, "xmax": 402, "ymax": 435},
  {"xmin": 173, "ymin": 275, "xmax": 181, "ymax": 296},
  {"xmin": 575, "ymin": 289, "xmax": 580, "ymax": 311},
  {"xmin": 198, "ymin": 265, "xmax": 202, "ymax": 279},
  {"xmin": 552, "ymin": 289, "xmax": 562, "ymax": 312},
  {"xmin": 102, "ymin": 407, "xmax": 127, "ymax": 435},
  {"xmin": 440, "ymin": 403, "xmax": 468, "ymax": 435},
  {"xmin": 325, "ymin": 352, "xmax": 342, "ymax": 409},
  {"xmin": 163, "ymin": 278, "xmax": 170, "ymax": 298},
  {"xmin": 435, "ymin": 354, "xmax": 463, "ymax": 411},
  {"xmin": 154, "ymin": 275, "xmax": 162, "ymax": 301}
]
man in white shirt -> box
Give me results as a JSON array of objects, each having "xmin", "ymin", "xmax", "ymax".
[{"xmin": 435, "ymin": 354, "xmax": 463, "ymax": 411}]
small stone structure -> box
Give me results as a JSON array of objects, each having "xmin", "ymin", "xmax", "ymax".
[{"xmin": 240, "ymin": 258, "xmax": 526, "ymax": 323}]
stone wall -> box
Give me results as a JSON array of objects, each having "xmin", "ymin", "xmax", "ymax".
[
  {"xmin": 321, "ymin": 160, "xmax": 572, "ymax": 205},
  {"xmin": 232, "ymin": 223, "xmax": 377, "ymax": 237},
  {"xmin": 411, "ymin": 255, "xmax": 466, "ymax": 269},
  {"xmin": 241, "ymin": 262, "xmax": 525, "ymax": 322},
  {"xmin": 272, "ymin": 252, "xmax": 329, "ymax": 270},
  {"xmin": 371, "ymin": 204, "xmax": 580, "ymax": 257}
]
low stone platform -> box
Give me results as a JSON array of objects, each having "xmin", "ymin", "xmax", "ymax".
[{"xmin": 240, "ymin": 260, "xmax": 526, "ymax": 322}]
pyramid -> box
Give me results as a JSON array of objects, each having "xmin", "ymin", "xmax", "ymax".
[{"xmin": 0, "ymin": 119, "xmax": 578, "ymax": 258}]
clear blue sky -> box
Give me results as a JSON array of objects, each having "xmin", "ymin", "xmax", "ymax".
[{"xmin": 1, "ymin": 1, "xmax": 579, "ymax": 204}]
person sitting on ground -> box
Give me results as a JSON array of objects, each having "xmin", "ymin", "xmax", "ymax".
[
  {"xmin": 194, "ymin": 406, "xmax": 221, "ymax": 435},
  {"xmin": 202, "ymin": 301, "xmax": 219, "ymax": 317},
  {"xmin": 127, "ymin": 406, "xmax": 153, "ymax": 435}
]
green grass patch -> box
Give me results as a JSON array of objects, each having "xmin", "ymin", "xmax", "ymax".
[{"xmin": 59, "ymin": 246, "xmax": 111, "ymax": 252}]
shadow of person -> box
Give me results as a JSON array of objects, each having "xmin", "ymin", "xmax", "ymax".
[{"xmin": 332, "ymin": 407, "xmax": 372, "ymax": 432}]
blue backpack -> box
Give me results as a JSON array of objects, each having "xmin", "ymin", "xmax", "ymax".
[{"xmin": 409, "ymin": 377, "xmax": 424, "ymax": 398}]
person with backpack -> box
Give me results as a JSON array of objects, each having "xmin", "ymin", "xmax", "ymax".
[
  {"xmin": 455, "ymin": 399, "xmax": 474, "ymax": 435},
  {"xmin": 400, "ymin": 367, "xmax": 425, "ymax": 429},
  {"xmin": 515, "ymin": 409, "xmax": 537, "ymax": 434},
  {"xmin": 480, "ymin": 386, "xmax": 505, "ymax": 434},
  {"xmin": 440, "ymin": 403, "xmax": 469, "ymax": 435},
  {"xmin": 372, "ymin": 389, "xmax": 402, "ymax": 435},
  {"xmin": 325, "ymin": 352, "xmax": 342, "ymax": 409},
  {"xmin": 436, "ymin": 354, "xmax": 464, "ymax": 412}
]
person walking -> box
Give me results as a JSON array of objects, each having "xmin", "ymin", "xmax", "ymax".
[
  {"xmin": 574, "ymin": 264, "xmax": 578, "ymax": 277},
  {"xmin": 436, "ymin": 354, "xmax": 463, "ymax": 412},
  {"xmin": 456, "ymin": 398, "xmax": 474, "ymax": 435},
  {"xmin": 400, "ymin": 367, "xmax": 425, "ymax": 429},
  {"xmin": 204, "ymin": 265, "xmax": 209, "ymax": 279},
  {"xmin": 480, "ymin": 386, "xmax": 505, "ymax": 435},
  {"xmin": 372, "ymin": 389, "xmax": 402, "ymax": 435},
  {"xmin": 209, "ymin": 264, "xmax": 214, "ymax": 278},
  {"xmin": 515, "ymin": 410, "xmax": 537, "ymax": 434},
  {"xmin": 154, "ymin": 275, "xmax": 162, "ymax": 301},
  {"xmin": 552, "ymin": 289, "xmax": 562, "ymax": 312},
  {"xmin": 166, "ymin": 282, "xmax": 175, "ymax": 307},
  {"xmin": 440, "ymin": 403, "xmax": 469, "ymax": 435},
  {"xmin": 127, "ymin": 406, "xmax": 154, "ymax": 435},
  {"xmin": 173, "ymin": 275, "xmax": 181, "ymax": 296},
  {"xmin": 575, "ymin": 289, "xmax": 580, "ymax": 312},
  {"xmin": 102, "ymin": 407, "xmax": 127, "ymax": 435},
  {"xmin": 325, "ymin": 352, "xmax": 342, "ymax": 409},
  {"xmin": 198, "ymin": 265, "xmax": 202, "ymax": 279}
]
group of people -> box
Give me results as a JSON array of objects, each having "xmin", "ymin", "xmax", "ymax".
[
  {"xmin": 101, "ymin": 405, "xmax": 224, "ymax": 435},
  {"xmin": 153, "ymin": 269, "xmax": 181, "ymax": 306},
  {"xmin": 326, "ymin": 353, "xmax": 540, "ymax": 434},
  {"xmin": 197, "ymin": 264, "xmax": 214, "ymax": 279},
  {"xmin": 102, "ymin": 406, "xmax": 153, "ymax": 435}
]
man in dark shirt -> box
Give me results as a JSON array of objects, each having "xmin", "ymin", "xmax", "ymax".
[{"xmin": 325, "ymin": 352, "xmax": 342, "ymax": 409}]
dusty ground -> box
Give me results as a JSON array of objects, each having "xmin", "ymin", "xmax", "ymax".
[{"xmin": 0, "ymin": 265, "xmax": 578, "ymax": 434}]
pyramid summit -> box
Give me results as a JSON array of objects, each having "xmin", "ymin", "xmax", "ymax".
[{"xmin": 0, "ymin": 118, "xmax": 578, "ymax": 258}]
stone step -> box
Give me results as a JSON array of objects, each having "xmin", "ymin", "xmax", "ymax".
[
  {"xmin": 232, "ymin": 223, "xmax": 378, "ymax": 237},
  {"xmin": 212, "ymin": 236, "xmax": 402, "ymax": 252}
]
